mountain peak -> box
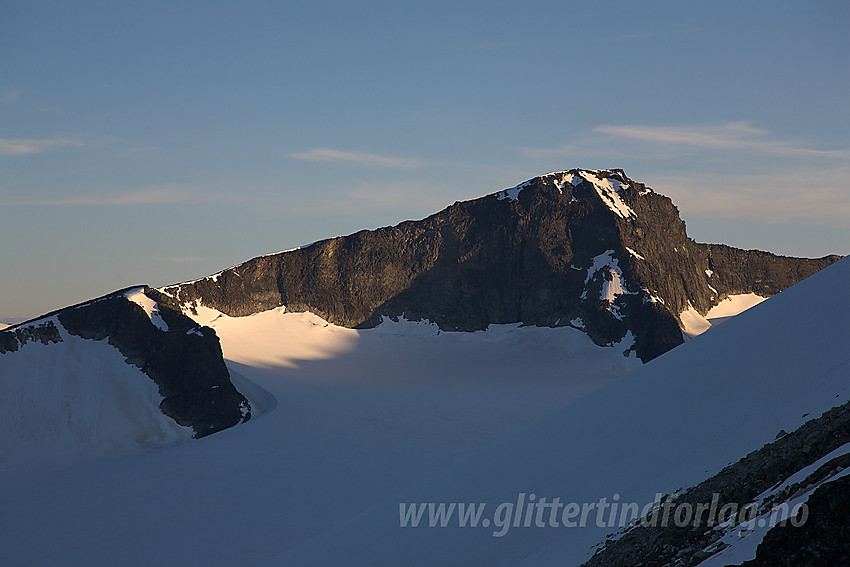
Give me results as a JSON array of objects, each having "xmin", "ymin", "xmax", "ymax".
[
  {"xmin": 159, "ymin": 169, "xmax": 838, "ymax": 362},
  {"xmin": 494, "ymin": 168, "xmax": 652, "ymax": 221}
]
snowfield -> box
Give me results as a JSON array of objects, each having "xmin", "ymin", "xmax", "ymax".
[
  {"xmin": 262, "ymin": 257, "xmax": 850, "ymax": 566},
  {"xmin": 1, "ymin": 303, "xmax": 639, "ymax": 566},
  {"xmin": 705, "ymin": 292, "xmax": 767, "ymax": 326},
  {"xmin": 1, "ymin": 256, "xmax": 845, "ymax": 566},
  {"xmin": 0, "ymin": 317, "xmax": 193, "ymax": 481},
  {"xmin": 680, "ymin": 293, "xmax": 768, "ymax": 338}
]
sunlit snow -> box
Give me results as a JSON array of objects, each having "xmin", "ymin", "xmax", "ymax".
[
  {"xmin": 706, "ymin": 293, "xmax": 767, "ymax": 320},
  {"xmin": 582, "ymin": 250, "xmax": 634, "ymax": 303},
  {"xmin": 680, "ymin": 293, "xmax": 769, "ymax": 337},
  {"xmin": 679, "ymin": 302, "xmax": 712, "ymax": 338},
  {"xmin": 125, "ymin": 288, "xmax": 169, "ymax": 331},
  {"xmin": 578, "ymin": 170, "xmax": 636, "ymax": 219},
  {"xmin": 625, "ymin": 247, "xmax": 645, "ymax": 260}
]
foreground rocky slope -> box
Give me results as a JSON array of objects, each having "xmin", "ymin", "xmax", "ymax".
[
  {"xmin": 161, "ymin": 169, "xmax": 839, "ymax": 361},
  {"xmin": 582, "ymin": 399, "xmax": 850, "ymax": 567}
]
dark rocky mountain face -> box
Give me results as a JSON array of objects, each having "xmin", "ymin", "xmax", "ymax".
[
  {"xmin": 160, "ymin": 169, "xmax": 839, "ymax": 362},
  {"xmin": 0, "ymin": 287, "xmax": 250, "ymax": 438}
]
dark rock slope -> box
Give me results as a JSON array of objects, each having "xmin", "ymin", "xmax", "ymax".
[
  {"xmin": 0, "ymin": 287, "xmax": 250, "ymax": 438},
  {"xmin": 161, "ymin": 169, "xmax": 839, "ymax": 362},
  {"xmin": 581, "ymin": 398, "xmax": 850, "ymax": 567}
]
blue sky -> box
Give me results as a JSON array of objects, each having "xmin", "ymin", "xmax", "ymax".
[{"xmin": 2, "ymin": 0, "xmax": 848, "ymax": 322}]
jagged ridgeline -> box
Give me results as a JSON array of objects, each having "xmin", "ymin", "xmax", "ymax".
[{"xmin": 159, "ymin": 169, "xmax": 839, "ymax": 362}]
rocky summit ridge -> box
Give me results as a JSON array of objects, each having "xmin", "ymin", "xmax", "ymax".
[{"xmin": 158, "ymin": 168, "xmax": 839, "ymax": 362}]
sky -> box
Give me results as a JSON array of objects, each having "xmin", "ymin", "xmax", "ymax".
[{"xmin": 2, "ymin": 0, "xmax": 849, "ymax": 323}]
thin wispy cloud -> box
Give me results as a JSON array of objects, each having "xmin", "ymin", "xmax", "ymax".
[
  {"xmin": 289, "ymin": 179, "xmax": 461, "ymax": 217},
  {"xmin": 472, "ymin": 41, "xmax": 522, "ymax": 51},
  {"xmin": 1, "ymin": 89, "xmax": 20, "ymax": 103},
  {"xmin": 289, "ymin": 148, "xmax": 423, "ymax": 168},
  {"xmin": 0, "ymin": 138, "xmax": 83, "ymax": 155},
  {"xmin": 593, "ymin": 122, "xmax": 850, "ymax": 159},
  {"xmin": 595, "ymin": 24, "xmax": 701, "ymax": 43},
  {"xmin": 652, "ymin": 167, "xmax": 850, "ymax": 228},
  {"xmin": 36, "ymin": 104, "xmax": 64, "ymax": 115},
  {"xmin": 155, "ymin": 256, "xmax": 210, "ymax": 263},
  {"xmin": 519, "ymin": 122, "xmax": 850, "ymax": 229},
  {"xmin": 597, "ymin": 31, "xmax": 663, "ymax": 42},
  {"xmin": 0, "ymin": 187, "xmax": 193, "ymax": 206}
]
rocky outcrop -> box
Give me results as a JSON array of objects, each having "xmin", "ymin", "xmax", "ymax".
[
  {"xmin": 741, "ymin": 474, "xmax": 850, "ymax": 566},
  {"xmin": 161, "ymin": 169, "xmax": 840, "ymax": 362},
  {"xmin": 581, "ymin": 398, "xmax": 850, "ymax": 567},
  {"xmin": 0, "ymin": 287, "xmax": 250, "ymax": 438},
  {"xmin": 0, "ymin": 319, "xmax": 62, "ymax": 353}
]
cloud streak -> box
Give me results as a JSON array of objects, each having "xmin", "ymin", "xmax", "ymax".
[
  {"xmin": 1, "ymin": 89, "xmax": 20, "ymax": 103},
  {"xmin": 651, "ymin": 167, "xmax": 850, "ymax": 228},
  {"xmin": 0, "ymin": 187, "xmax": 193, "ymax": 206},
  {"xmin": 593, "ymin": 122, "xmax": 850, "ymax": 159},
  {"xmin": 289, "ymin": 148, "xmax": 422, "ymax": 168},
  {"xmin": 154, "ymin": 256, "xmax": 211, "ymax": 263},
  {"xmin": 0, "ymin": 138, "xmax": 83, "ymax": 155},
  {"xmin": 519, "ymin": 122, "xmax": 850, "ymax": 229}
]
